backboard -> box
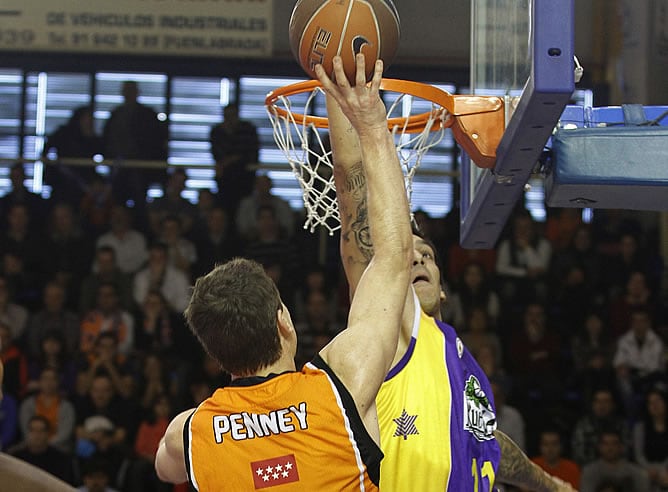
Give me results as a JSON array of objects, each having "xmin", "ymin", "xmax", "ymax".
[{"xmin": 459, "ymin": 0, "xmax": 575, "ymax": 248}]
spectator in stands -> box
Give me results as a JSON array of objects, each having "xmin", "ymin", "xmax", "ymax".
[
  {"xmin": 569, "ymin": 312, "xmax": 618, "ymax": 405},
  {"xmin": 496, "ymin": 211, "xmax": 552, "ymax": 306},
  {"xmin": 447, "ymin": 243, "xmax": 496, "ymax": 284},
  {"xmin": 19, "ymin": 367, "xmax": 76, "ymax": 452},
  {"xmin": 0, "ymin": 203, "xmax": 47, "ymax": 283},
  {"xmin": 77, "ymin": 332, "xmax": 134, "ymax": 401},
  {"xmin": 96, "ymin": 205, "xmax": 148, "ymax": 276},
  {"xmin": 242, "ymin": 204, "xmax": 301, "ymax": 310},
  {"xmin": 443, "ymin": 261, "xmax": 500, "ymax": 329},
  {"xmin": 126, "ymin": 393, "xmax": 171, "ymax": 492},
  {"xmin": 550, "ymin": 262, "xmax": 593, "ymax": 336},
  {"xmin": 133, "ymin": 241, "xmax": 190, "ymax": 313},
  {"xmin": 210, "ymin": 102, "xmax": 259, "ymax": 219},
  {"xmin": 491, "ymin": 378, "xmax": 526, "ymax": 452},
  {"xmin": 9, "ymin": 415, "xmax": 75, "ymax": 485},
  {"xmin": 0, "ymin": 321, "xmax": 27, "ymax": 400},
  {"xmin": 509, "ymin": 302, "xmax": 562, "ymax": 409},
  {"xmin": 134, "ymin": 290, "xmax": 199, "ymax": 369},
  {"xmin": 294, "ymin": 289, "xmax": 343, "ymax": 367},
  {"xmin": 613, "ymin": 308, "xmax": 665, "ymax": 413},
  {"xmin": 193, "ymin": 188, "xmax": 216, "ymax": 226},
  {"xmin": 236, "ymin": 174, "xmax": 295, "ymax": 240},
  {"xmin": 475, "ymin": 342, "xmax": 511, "ymax": 392},
  {"xmin": 609, "ymin": 270, "xmax": 657, "ymax": 338},
  {"xmin": 0, "ymin": 162, "xmax": 47, "ymax": 228},
  {"xmin": 603, "ymin": 233, "xmax": 649, "ymax": 301},
  {"xmin": 580, "ymin": 428, "xmax": 650, "ymax": 492},
  {"xmin": 155, "ymin": 214, "xmax": 197, "ymax": 277},
  {"xmin": 74, "ymin": 373, "xmax": 133, "ymax": 455},
  {"xmin": 632, "ymin": 385, "xmax": 668, "ymax": 491},
  {"xmin": 549, "ymin": 224, "xmax": 604, "ymax": 307},
  {"xmin": 42, "ymin": 105, "xmax": 103, "ymax": 204},
  {"xmin": 293, "ymin": 264, "xmax": 339, "ymax": 324},
  {"xmin": 79, "ymin": 282, "xmax": 134, "ymax": 358},
  {"xmin": 103, "ymin": 80, "xmax": 168, "ymax": 209},
  {"xmin": 571, "ymin": 310, "xmax": 615, "ymax": 375},
  {"xmin": 75, "ymin": 415, "xmax": 128, "ymax": 491},
  {"xmin": 43, "ymin": 105, "xmax": 103, "ymax": 161},
  {"xmin": 79, "ymin": 173, "xmax": 114, "ymax": 238},
  {"xmin": 460, "ymin": 307, "xmax": 503, "ymax": 364},
  {"xmin": 1, "ymin": 249, "xmax": 41, "ymax": 310},
  {"xmin": 77, "ymin": 457, "xmax": 120, "ymax": 492},
  {"xmin": 146, "ymin": 168, "xmax": 197, "ymax": 239},
  {"xmin": 572, "ymin": 387, "xmax": 629, "ymax": 466},
  {"xmin": 192, "ymin": 206, "xmax": 240, "ymax": 278},
  {"xmin": 79, "ymin": 247, "xmax": 133, "ymax": 315},
  {"xmin": 532, "ymin": 428, "xmax": 581, "ymax": 489},
  {"xmin": 544, "ymin": 208, "xmax": 583, "ymax": 252},
  {"xmin": 44, "ymin": 202, "xmax": 94, "ymax": 311},
  {"xmin": 26, "ymin": 330, "xmax": 78, "ymax": 398},
  {"xmin": 0, "ymin": 274, "xmax": 28, "ymax": 342},
  {"xmin": 135, "ymin": 353, "xmax": 171, "ymax": 412}
]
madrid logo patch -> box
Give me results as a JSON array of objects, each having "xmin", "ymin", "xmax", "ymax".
[
  {"xmin": 463, "ymin": 375, "xmax": 497, "ymax": 442},
  {"xmin": 251, "ymin": 454, "xmax": 299, "ymax": 489}
]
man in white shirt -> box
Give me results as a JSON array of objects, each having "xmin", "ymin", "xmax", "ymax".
[
  {"xmin": 133, "ymin": 242, "xmax": 190, "ymax": 313},
  {"xmin": 236, "ymin": 174, "xmax": 295, "ymax": 240},
  {"xmin": 613, "ymin": 308, "xmax": 665, "ymax": 407},
  {"xmin": 96, "ymin": 205, "xmax": 148, "ymax": 275}
]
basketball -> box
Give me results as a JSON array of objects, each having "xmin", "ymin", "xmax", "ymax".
[{"xmin": 289, "ymin": 0, "xmax": 401, "ymax": 84}]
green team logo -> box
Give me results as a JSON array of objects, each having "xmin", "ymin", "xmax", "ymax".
[{"xmin": 463, "ymin": 375, "xmax": 497, "ymax": 442}]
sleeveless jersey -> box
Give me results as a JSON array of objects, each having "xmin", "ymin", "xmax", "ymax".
[
  {"xmin": 184, "ymin": 355, "xmax": 381, "ymax": 491},
  {"xmin": 376, "ymin": 299, "xmax": 501, "ymax": 491}
]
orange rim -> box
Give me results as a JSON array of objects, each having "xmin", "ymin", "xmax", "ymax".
[{"xmin": 265, "ymin": 78, "xmax": 458, "ymax": 134}]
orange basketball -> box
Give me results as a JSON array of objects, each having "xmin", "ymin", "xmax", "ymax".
[{"xmin": 289, "ymin": 0, "xmax": 400, "ymax": 84}]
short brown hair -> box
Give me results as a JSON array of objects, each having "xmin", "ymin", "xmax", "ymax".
[{"xmin": 185, "ymin": 258, "xmax": 283, "ymax": 375}]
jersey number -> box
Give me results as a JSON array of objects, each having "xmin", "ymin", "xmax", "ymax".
[{"xmin": 471, "ymin": 458, "xmax": 495, "ymax": 492}]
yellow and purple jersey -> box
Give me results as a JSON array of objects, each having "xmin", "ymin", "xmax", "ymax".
[{"xmin": 376, "ymin": 300, "xmax": 501, "ymax": 491}]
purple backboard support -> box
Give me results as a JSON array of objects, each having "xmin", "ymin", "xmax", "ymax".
[{"xmin": 460, "ymin": 0, "xmax": 575, "ymax": 249}]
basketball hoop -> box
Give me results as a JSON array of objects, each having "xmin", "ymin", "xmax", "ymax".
[{"xmin": 266, "ymin": 78, "xmax": 505, "ymax": 234}]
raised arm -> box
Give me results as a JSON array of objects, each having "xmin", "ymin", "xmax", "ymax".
[
  {"xmin": 325, "ymin": 79, "xmax": 372, "ymax": 298},
  {"xmin": 317, "ymin": 55, "xmax": 412, "ymax": 430}
]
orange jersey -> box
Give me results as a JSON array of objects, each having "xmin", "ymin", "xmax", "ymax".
[{"xmin": 184, "ymin": 356, "xmax": 381, "ymax": 491}]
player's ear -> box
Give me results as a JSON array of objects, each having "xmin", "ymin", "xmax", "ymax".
[
  {"xmin": 440, "ymin": 289, "xmax": 447, "ymax": 304},
  {"xmin": 276, "ymin": 303, "xmax": 294, "ymax": 338}
]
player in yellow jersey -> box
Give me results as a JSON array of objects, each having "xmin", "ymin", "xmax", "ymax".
[
  {"xmin": 154, "ymin": 54, "xmax": 414, "ymax": 491},
  {"xmin": 325, "ymin": 85, "xmax": 577, "ymax": 492}
]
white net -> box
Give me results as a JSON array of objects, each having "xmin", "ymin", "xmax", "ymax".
[{"xmin": 266, "ymin": 81, "xmax": 450, "ymax": 235}]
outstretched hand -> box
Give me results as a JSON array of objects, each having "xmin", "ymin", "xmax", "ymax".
[{"xmin": 315, "ymin": 54, "xmax": 387, "ymax": 138}]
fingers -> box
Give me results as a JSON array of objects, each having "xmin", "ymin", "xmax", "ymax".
[
  {"xmin": 369, "ymin": 59, "xmax": 383, "ymax": 92},
  {"xmin": 355, "ymin": 53, "xmax": 367, "ymax": 87},
  {"xmin": 317, "ymin": 55, "xmax": 382, "ymax": 91},
  {"xmin": 315, "ymin": 56, "xmax": 351, "ymax": 96},
  {"xmin": 332, "ymin": 56, "xmax": 350, "ymax": 88},
  {"xmin": 314, "ymin": 63, "xmax": 335, "ymax": 93}
]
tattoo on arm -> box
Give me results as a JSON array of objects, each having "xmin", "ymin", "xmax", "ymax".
[
  {"xmin": 494, "ymin": 430, "xmax": 554, "ymax": 492},
  {"xmin": 342, "ymin": 162, "xmax": 373, "ymax": 262}
]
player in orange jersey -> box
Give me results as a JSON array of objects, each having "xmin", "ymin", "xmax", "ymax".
[{"xmin": 154, "ymin": 54, "xmax": 413, "ymax": 491}]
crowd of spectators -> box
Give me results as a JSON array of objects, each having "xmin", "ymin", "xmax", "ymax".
[{"xmin": 0, "ymin": 91, "xmax": 666, "ymax": 491}]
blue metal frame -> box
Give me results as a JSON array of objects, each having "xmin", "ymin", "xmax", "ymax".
[{"xmin": 460, "ymin": 0, "xmax": 575, "ymax": 249}]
